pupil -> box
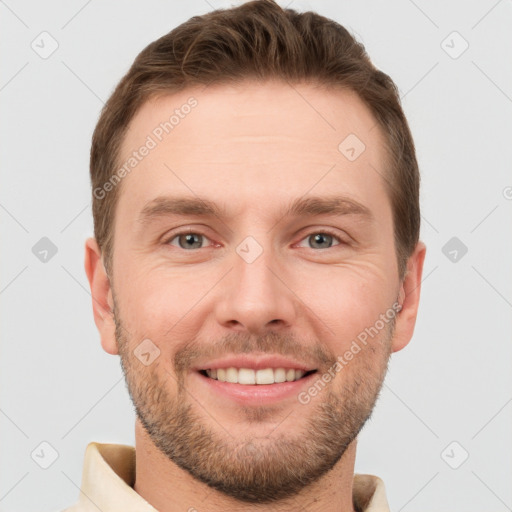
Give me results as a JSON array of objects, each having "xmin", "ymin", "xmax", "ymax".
[
  {"xmin": 312, "ymin": 233, "xmax": 331, "ymax": 248},
  {"xmin": 181, "ymin": 233, "xmax": 201, "ymax": 249}
]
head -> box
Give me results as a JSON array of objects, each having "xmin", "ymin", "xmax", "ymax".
[{"xmin": 85, "ymin": 0, "xmax": 426, "ymax": 504}]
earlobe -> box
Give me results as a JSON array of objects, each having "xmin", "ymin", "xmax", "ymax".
[
  {"xmin": 84, "ymin": 237, "xmax": 119, "ymax": 355},
  {"xmin": 391, "ymin": 241, "xmax": 427, "ymax": 353}
]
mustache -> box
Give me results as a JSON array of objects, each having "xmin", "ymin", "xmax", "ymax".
[{"xmin": 173, "ymin": 330, "xmax": 336, "ymax": 375}]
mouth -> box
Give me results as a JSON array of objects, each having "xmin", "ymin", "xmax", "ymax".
[
  {"xmin": 191, "ymin": 354, "xmax": 320, "ymax": 405},
  {"xmin": 192, "ymin": 359, "xmax": 319, "ymax": 406},
  {"xmin": 198, "ymin": 367, "xmax": 318, "ymax": 385}
]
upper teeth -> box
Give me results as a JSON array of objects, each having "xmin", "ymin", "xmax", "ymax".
[{"xmin": 205, "ymin": 367, "xmax": 306, "ymax": 384}]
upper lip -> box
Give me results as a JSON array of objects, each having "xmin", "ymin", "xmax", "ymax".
[{"xmin": 193, "ymin": 353, "xmax": 317, "ymax": 372}]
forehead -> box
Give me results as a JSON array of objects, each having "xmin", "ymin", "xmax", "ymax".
[
  {"xmin": 115, "ymin": 80, "xmax": 389, "ymax": 223},
  {"xmin": 121, "ymin": 80, "xmax": 382, "ymax": 155}
]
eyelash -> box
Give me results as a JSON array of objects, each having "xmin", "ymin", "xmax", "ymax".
[{"xmin": 163, "ymin": 228, "xmax": 348, "ymax": 250}]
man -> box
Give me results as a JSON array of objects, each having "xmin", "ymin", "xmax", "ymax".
[{"xmin": 71, "ymin": 0, "xmax": 426, "ymax": 510}]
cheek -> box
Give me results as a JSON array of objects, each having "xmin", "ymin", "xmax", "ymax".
[
  {"xmin": 292, "ymin": 263, "xmax": 392, "ymax": 347},
  {"xmin": 118, "ymin": 269, "xmax": 207, "ymax": 345}
]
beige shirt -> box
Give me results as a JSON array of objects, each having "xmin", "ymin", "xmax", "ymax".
[{"xmin": 62, "ymin": 442, "xmax": 390, "ymax": 512}]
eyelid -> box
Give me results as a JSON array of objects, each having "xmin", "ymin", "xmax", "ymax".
[
  {"xmin": 163, "ymin": 228, "xmax": 215, "ymax": 249},
  {"xmin": 293, "ymin": 228, "xmax": 349, "ymax": 248},
  {"xmin": 163, "ymin": 226, "xmax": 350, "ymax": 250}
]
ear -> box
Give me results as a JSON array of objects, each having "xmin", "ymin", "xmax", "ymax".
[
  {"xmin": 391, "ymin": 241, "xmax": 427, "ymax": 353},
  {"xmin": 84, "ymin": 237, "xmax": 118, "ymax": 355}
]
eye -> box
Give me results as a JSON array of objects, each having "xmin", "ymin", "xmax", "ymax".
[
  {"xmin": 163, "ymin": 229, "xmax": 347, "ymax": 252},
  {"xmin": 296, "ymin": 230, "xmax": 344, "ymax": 250},
  {"xmin": 166, "ymin": 231, "xmax": 212, "ymax": 250}
]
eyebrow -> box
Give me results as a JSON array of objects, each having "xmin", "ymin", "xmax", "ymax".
[{"xmin": 137, "ymin": 194, "xmax": 373, "ymax": 226}]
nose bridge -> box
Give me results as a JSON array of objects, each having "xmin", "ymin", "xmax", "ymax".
[{"xmin": 216, "ymin": 233, "xmax": 296, "ymax": 333}]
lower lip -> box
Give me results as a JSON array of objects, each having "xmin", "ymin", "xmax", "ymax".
[{"xmin": 193, "ymin": 371, "xmax": 317, "ymax": 406}]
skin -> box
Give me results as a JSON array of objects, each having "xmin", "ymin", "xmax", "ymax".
[{"xmin": 85, "ymin": 80, "xmax": 426, "ymax": 512}]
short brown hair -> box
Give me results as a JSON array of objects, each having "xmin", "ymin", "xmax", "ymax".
[{"xmin": 90, "ymin": 0, "xmax": 420, "ymax": 281}]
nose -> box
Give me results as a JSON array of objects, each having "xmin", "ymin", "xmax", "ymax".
[{"xmin": 214, "ymin": 241, "xmax": 297, "ymax": 335}]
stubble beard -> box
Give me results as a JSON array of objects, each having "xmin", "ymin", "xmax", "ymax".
[{"xmin": 115, "ymin": 305, "xmax": 394, "ymax": 503}]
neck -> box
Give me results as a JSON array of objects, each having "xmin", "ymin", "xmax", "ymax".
[{"xmin": 133, "ymin": 419, "xmax": 357, "ymax": 512}]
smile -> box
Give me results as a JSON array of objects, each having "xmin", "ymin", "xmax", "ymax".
[{"xmin": 201, "ymin": 367, "xmax": 317, "ymax": 385}]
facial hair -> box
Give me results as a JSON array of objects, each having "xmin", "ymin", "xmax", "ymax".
[{"xmin": 114, "ymin": 300, "xmax": 395, "ymax": 504}]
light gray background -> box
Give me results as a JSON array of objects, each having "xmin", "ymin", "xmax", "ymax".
[{"xmin": 1, "ymin": 1, "xmax": 511, "ymax": 511}]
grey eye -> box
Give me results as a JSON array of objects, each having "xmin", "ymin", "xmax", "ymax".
[
  {"xmin": 308, "ymin": 233, "xmax": 336, "ymax": 249},
  {"xmin": 169, "ymin": 233, "xmax": 206, "ymax": 250}
]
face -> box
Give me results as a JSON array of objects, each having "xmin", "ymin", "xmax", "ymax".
[{"xmin": 90, "ymin": 80, "xmax": 422, "ymax": 503}]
